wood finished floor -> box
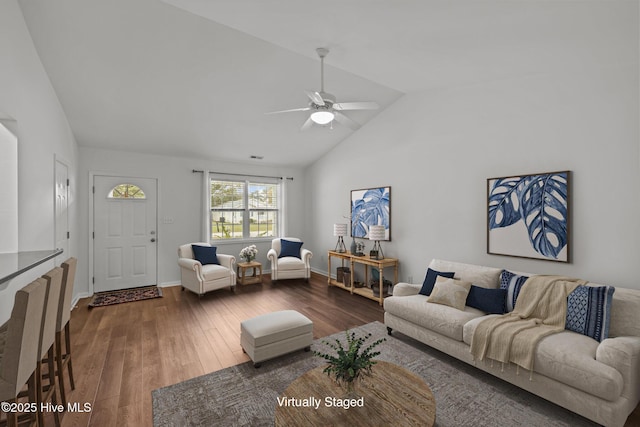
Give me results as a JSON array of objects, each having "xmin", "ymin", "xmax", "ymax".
[{"xmin": 55, "ymin": 272, "xmax": 640, "ymax": 427}]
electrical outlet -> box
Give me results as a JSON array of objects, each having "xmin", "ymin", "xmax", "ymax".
[{"xmin": 407, "ymin": 275, "xmax": 413, "ymax": 284}]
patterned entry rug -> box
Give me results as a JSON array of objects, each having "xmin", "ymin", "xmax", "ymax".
[
  {"xmin": 88, "ymin": 285, "xmax": 162, "ymax": 308},
  {"xmin": 152, "ymin": 321, "xmax": 597, "ymax": 427}
]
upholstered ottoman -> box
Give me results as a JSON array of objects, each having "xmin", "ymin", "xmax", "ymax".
[{"xmin": 240, "ymin": 310, "xmax": 313, "ymax": 368}]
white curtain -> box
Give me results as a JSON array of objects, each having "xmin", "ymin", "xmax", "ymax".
[
  {"xmin": 280, "ymin": 177, "xmax": 288, "ymax": 238},
  {"xmin": 202, "ymin": 170, "xmax": 210, "ymax": 242}
]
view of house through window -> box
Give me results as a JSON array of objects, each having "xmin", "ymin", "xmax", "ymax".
[{"xmin": 210, "ymin": 177, "xmax": 279, "ymax": 240}]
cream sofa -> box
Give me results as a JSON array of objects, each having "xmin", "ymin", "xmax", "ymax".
[{"xmin": 384, "ymin": 259, "xmax": 640, "ymax": 427}]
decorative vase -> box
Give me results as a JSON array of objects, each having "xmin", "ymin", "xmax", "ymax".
[
  {"xmin": 342, "ymin": 379, "xmax": 358, "ymax": 397},
  {"xmin": 350, "ymin": 239, "xmax": 357, "ymax": 254}
]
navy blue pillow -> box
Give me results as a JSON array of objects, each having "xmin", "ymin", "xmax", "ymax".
[
  {"xmin": 192, "ymin": 245, "xmax": 219, "ymax": 265},
  {"xmin": 466, "ymin": 286, "xmax": 507, "ymax": 314},
  {"xmin": 279, "ymin": 239, "xmax": 303, "ymax": 259},
  {"xmin": 419, "ymin": 268, "xmax": 455, "ymax": 296}
]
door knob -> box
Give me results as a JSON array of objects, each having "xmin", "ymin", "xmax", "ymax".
[{"xmin": 150, "ymin": 238, "xmax": 156, "ymax": 243}]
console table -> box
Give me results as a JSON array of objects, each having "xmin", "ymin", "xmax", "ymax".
[{"xmin": 327, "ymin": 251, "xmax": 398, "ymax": 306}]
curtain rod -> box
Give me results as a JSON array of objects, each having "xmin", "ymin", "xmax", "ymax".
[{"xmin": 192, "ymin": 169, "xmax": 293, "ymax": 180}]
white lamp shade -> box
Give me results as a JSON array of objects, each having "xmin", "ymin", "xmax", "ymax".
[
  {"xmin": 310, "ymin": 110, "xmax": 334, "ymax": 125},
  {"xmin": 368, "ymin": 225, "xmax": 386, "ymax": 241},
  {"xmin": 333, "ymin": 223, "xmax": 347, "ymax": 236}
]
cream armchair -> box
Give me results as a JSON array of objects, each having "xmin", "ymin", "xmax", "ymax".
[
  {"xmin": 267, "ymin": 238, "xmax": 312, "ymax": 282},
  {"xmin": 178, "ymin": 243, "xmax": 236, "ymax": 296}
]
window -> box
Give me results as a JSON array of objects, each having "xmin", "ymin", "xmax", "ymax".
[
  {"xmin": 210, "ymin": 177, "xmax": 279, "ymax": 240},
  {"xmin": 107, "ymin": 183, "xmax": 146, "ymax": 199}
]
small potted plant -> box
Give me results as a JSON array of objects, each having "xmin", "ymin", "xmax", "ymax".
[
  {"xmin": 313, "ymin": 331, "xmax": 386, "ymax": 393},
  {"xmin": 239, "ymin": 245, "xmax": 258, "ymax": 263}
]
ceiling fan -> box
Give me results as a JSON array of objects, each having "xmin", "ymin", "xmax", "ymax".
[{"xmin": 267, "ymin": 48, "xmax": 379, "ymax": 131}]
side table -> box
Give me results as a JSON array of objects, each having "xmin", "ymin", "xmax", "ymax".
[{"xmin": 237, "ymin": 261, "xmax": 262, "ymax": 285}]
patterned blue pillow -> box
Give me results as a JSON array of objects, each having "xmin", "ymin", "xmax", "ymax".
[
  {"xmin": 566, "ymin": 285, "xmax": 615, "ymax": 342},
  {"xmin": 500, "ymin": 270, "xmax": 529, "ymax": 312}
]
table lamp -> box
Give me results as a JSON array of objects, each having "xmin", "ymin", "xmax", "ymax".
[
  {"xmin": 334, "ymin": 223, "xmax": 347, "ymax": 253},
  {"xmin": 368, "ymin": 225, "xmax": 385, "ymax": 260}
]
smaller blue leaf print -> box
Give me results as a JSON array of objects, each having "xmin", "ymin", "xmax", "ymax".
[{"xmin": 488, "ymin": 177, "xmax": 527, "ymax": 230}]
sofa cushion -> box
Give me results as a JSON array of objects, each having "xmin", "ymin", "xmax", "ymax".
[
  {"xmin": 419, "ymin": 268, "xmax": 455, "ymax": 296},
  {"xmin": 500, "ymin": 270, "xmax": 529, "ymax": 312},
  {"xmin": 427, "ymin": 278, "xmax": 472, "ymax": 311},
  {"xmin": 566, "ymin": 285, "xmax": 615, "ymax": 342},
  {"xmin": 428, "ymin": 259, "xmax": 502, "ymax": 289},
  {"xmin": 463, "ymin": 317, "xmax": 623, "ymax": 401},
  {"xmin": 466, "ymin": 286, "xmax": 507, "ymax": 314},
  {"xmin": 609, "ymin": 287, "xmax": 640, "ymax": 337},
  {"xmin": 201, "ymin": 263, "xmax": 230, "ymax": 281},
  {"xmin": 276, "ymin": 256, "xmax": 306, "ymax": 271},
  {"xmin": 384, "ymin": 294, "xmax": 486, "ymax": 341},
  {"xmin": 279, "ymin": 239, "xmax": 303, "ymax": 259},
  {"xmin": 192, "ymin": 244, "xmax": 219, "ymax": 265}
]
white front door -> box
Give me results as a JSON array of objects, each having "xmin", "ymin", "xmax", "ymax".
[{"xmin": 93, "ymin": 176, "xmax": 157, "ymax": 292}]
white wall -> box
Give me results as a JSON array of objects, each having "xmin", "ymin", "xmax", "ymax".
[
  {"xmin": 305, "ymin": 64, "xmax": 639, "ymax": 289},
  {"xmin": 0, "ymin": 0, "xmax": 78, "ymax": 323},
  {"xmin": 76, "ymin": 147, "xmax": 305, "ymax": 301},
  {"xmin": 0, "ymin": 121, "xmax": 18, "ymax": 253}
]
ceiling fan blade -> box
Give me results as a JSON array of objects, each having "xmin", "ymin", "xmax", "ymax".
[
  {"xmin": 333, "ymin": 102, "xmax": 379, "ymax": 111},
  {"xmin": 305, "ymin": 90, "xmax": 325, "ymax": 106},
  {"xmin": 334, "ymin": 111, "xmax": 360, "ymax": 130},
  {"xmin": 265, "ymin": 107, "xmax": 311, "ymax": 115},
  {"xmin": 300, "ymin": 116, "xmax": 314, "ymax": 131}
]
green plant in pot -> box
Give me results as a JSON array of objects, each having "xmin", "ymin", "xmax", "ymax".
[{"xmin": 313, "ymin": 331, "xmax": 386, "ymax": 393}]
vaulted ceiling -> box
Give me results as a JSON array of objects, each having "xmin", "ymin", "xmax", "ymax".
[{"xmin": 18, "ymin": 0, "xmax": 635, "ymax": 166}]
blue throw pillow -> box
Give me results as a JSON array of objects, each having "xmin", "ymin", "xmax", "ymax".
[
  {"xmin": 466, "ymin": 286, "xmax": 507, "ymax": 314},
  {"xmin": 500, "ymin": 270, "xmax": 529, "ymax": 312},
  {"xmin": 419, "ymin": 268, "xmax": 455, "ymax": 296},
  {"xmin": 566, "ymin": 285, "xmax": 615, "ymax": 342},
  {"xmin": 279, "ymin": 239, "xmax": 303, "ymax": 259},
  {"xmin": 192, "ymin": 245, "xmax": 219, "ymax": 265}
]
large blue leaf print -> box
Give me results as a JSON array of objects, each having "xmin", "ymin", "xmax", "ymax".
[
  {"xmin": 488, "ymin": 177, "xmax": 527, "ymax": 229},
  {"xmin": 519, "ymin": 173, "xmax": 568, "ymax": 259},
  {"xmin": 351, "ymin": 188, "xmax": 390, "ymax": 238}
]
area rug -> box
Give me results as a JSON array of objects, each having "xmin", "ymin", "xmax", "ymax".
[
  {"xmin": 152, "ymin": 321, "xmax": 597, "ymax": 427},
  {"xmin": 88, "ymin": 285, "xmax": 162, "ymax": 308}
]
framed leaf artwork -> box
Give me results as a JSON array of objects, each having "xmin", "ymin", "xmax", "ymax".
[
  {"xmin": 487, "ymin": 171, "xmax": 570, "ymax": 262},
  {"xmin": 350, "ymin": 187, "xmax": 391, "ymax": 240}
]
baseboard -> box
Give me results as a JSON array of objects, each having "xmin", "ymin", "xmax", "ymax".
[
  {"xmin": 311, "ymin": 266, "xmax": 328, "ymax": 277},
  {"xmin": 71, "ymin": 292, "xmax": 91, "ymax": 310},
  {"xmin": 159, "ymin": 281, "xmax": 181, "ymax": 288}
]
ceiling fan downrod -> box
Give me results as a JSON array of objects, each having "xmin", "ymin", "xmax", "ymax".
[{"xmin": 316, "ymin": 47, "xmax": 329, "ymax": 94}]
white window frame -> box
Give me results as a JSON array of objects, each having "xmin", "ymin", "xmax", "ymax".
[{"xmin": 208, "ymin": 173, "xmax": 282, "ymax": 243}]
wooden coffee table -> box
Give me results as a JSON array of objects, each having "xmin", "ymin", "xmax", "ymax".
[{"xmin": 274, "ymin": 361, "xmax": 435, "ymax": 426}]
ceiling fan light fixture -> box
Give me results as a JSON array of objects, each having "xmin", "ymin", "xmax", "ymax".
[{"xmin": 310, "ymin": 110, "xmax": 334, "ymax": 125}]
